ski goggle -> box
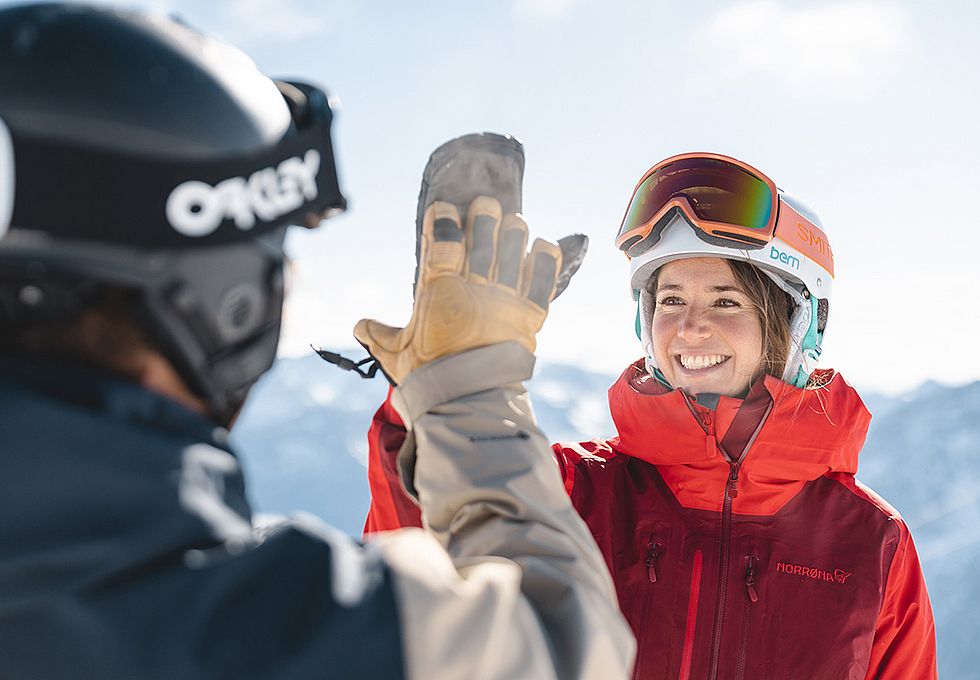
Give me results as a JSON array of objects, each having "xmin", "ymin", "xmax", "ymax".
[
  {"xmin": 615, "ymin": 153, "xmax": 779, "ymax": 258},
  {"xmin": 0, "ymin": 117, "xmax": 13, "ymax": 239},
  {"xmin": 5, "ymin": 81, "xmax": 345, "ymax": 249}
]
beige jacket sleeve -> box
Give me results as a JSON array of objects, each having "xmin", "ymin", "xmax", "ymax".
[{"xmin": 370, "ymin": 342, "xmax": 635, "ymax": 680}]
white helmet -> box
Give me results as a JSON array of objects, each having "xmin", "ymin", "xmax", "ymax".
[{"xmin": 616, "ymin": 153, "xmax": 834, "ymax": 388}]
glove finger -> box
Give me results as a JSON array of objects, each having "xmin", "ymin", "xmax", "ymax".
[
  {"xmin": 463, "ymin": 195, "xmax": 501, "ymax": 283},
  {"xmin": 420, "ymin": 201, "xmax": 464, "ymax": 281},
  {"xmin": 353, "ymin": 318, "xmax": 405, "ymax": 356},
  {"xmin": 494, "ymin": 213, "xmax": 528, "ymax": 290},
  {"xmin": 522, "ymin": 238, "xmax": 562, "ymax": 311},
  {"xmin": 553, "ymin": 233, "xmax": 588, "ymax": 300}
]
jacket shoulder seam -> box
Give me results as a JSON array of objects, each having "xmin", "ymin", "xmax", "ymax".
[{"xmin": 825, "ymin": 472, "xmax": 907, "ymax": 529}]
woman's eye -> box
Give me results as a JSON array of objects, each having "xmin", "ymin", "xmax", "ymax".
[
  {"xmin": 715, "ymin": 298, "xmax": 739, "ymax": 307},
  {"xmin": 657, "ymin": 296, "xmax": 683, "ymax": 306}
]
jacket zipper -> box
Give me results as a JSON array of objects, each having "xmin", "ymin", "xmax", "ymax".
[
  {"xmin": 678, "ymin": 549, "xmax": 703, "ymax": 680},
  {"xmin": 706, "ymin": 454, "xmax": 740, "ymax": 680},
  {"xmin": 632, "ymin": 538, "xmax": 663, "ymax": 680},
  {"xmin": 744, "ymin": 554, "xmax": 758, "ymax": 604},
  {"xmin": 678, "ymin": 394, "xmax": 734, "ymax": 680},
  {"xmin": 734, "ymin": 555, "xmax": 758, "ymax": 680},
  {"xmin": 682, "ymin": 388, "xmax": 771, "ymax": 680},
  {"xmin": 646, "ymin": 541, "xmax": 661, "ymax": 583}
]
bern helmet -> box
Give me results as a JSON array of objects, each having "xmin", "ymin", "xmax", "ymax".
[
  {"xmin": 0, "ymin": 3, "xmax": 346, "ymax": 422},
  {"xmin": 616, "ymin": 153, "xmax": 833, "ymax": 388}
]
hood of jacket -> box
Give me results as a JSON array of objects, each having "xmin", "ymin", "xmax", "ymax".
[{"xmin": 607, "ymin": 360, "xmax": 872, "ymax": 514}]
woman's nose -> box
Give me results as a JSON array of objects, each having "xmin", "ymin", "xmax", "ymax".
[{"xmin": 676, "ymin": 307, "xmax": 711, "ymax": 342}]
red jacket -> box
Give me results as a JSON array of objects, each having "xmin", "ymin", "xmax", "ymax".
[{"xmin": 365, "ymin": 361, "xmax": 938, "ymax": 679}]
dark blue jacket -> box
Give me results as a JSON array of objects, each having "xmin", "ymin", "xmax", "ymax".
[{"xmin": 0, "ymin": 357, "xmax": 404, "ymax": 679}]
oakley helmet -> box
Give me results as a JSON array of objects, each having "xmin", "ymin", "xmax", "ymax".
[
  {"xmin": 0, "ymin": 2, "xmax": 346, "ymax": 422},
  {"xmin": 616, "ymin": 153, "xmax": 833, "ymax": 388}
]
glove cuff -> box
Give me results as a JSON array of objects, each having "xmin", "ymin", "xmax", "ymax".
[{"xmin": 391, "ymin": 341, "xmax": 535, "ymax": 425}]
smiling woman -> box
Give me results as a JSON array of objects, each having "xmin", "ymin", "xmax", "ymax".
[
  {"xmin": 366, "ymin": 151, "xmax": 939, "ymax": 679},
  {"xmin": 647, "ymin": 257, "xmax": 795, "ymax": 397},
  {"xmin": 650, "ymin": 258, "xmax": 766, "ymax": 397}
]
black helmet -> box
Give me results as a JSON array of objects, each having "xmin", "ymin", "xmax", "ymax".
[{"xmin": 0, "ymin": 3, "xmax": 346, "ymax": 422}]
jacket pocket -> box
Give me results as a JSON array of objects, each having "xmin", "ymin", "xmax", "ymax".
[
  {"xmin": 734, "ymin": 554, "xmax": 759, "ymax": 680},
  {"xmin": 632, "ymin": 536, "xmax": 664, "ymax": 680},
  {"xmin": 645, "ymin": 538, "xmax": 663, "ymax": 583},
  {"xmin": 626, "ymin": 522, "xmax": 674, "ymax": 680}
]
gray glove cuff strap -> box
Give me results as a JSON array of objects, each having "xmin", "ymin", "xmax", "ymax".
[{"xmin": 390, "ymin": 341, "xmax": 535, "ymax": 424}]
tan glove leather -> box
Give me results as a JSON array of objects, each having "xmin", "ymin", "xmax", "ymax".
[{"xmin": 354, "ymin": 196, "xmax": 561, "ymax": 384}]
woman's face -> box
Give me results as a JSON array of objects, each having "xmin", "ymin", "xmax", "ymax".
[{"xmin": 652, "ymin": 257, "xmax": 764, "ymax": 397}]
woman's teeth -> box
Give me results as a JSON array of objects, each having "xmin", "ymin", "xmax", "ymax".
[{"xmin": 679, "ymin": 354, "xmax": 728, "ymax": 370}]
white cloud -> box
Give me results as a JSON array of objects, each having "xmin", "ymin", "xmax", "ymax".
[
  {"xmin": 514, "ymin": 0, "xmax": 576, "ymax": 20},
  {"xmin": 140, "ymin": 0, "xmax": 180, "ymax": 13},
  {"xmin": 698, "ymin": 1, "xmax": 910, "ymax": 85},
  {"xmin": 62, "ymin": 0, "xmax": 344, "ymax": 45},
  {"xmin": 213, "ymin": 0, "xmax": 339, "ymax": 45}
]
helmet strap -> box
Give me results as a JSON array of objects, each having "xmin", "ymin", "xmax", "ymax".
[
  {"xmin": 785, "ymin": 293, "xmax": 824, "ymax": 388},
  {"xmin": 651, "ymin": 366, "xmax": 672, "ymax": 390},
  {"xmin": 634, "ymin": 297, "xmax": 643, "ymax": 341},
  {"xmin": 791, "ymin": 294, "xmax": 824, "ymax": 387}
]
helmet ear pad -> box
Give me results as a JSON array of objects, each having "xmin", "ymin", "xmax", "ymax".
[
  {"xmin": 0, "ymin": 227, "xmax": 286, "ymax": 422},
  {"xmin": 137, "ymin": 229, "xmax": 288, "ymax": 422}
]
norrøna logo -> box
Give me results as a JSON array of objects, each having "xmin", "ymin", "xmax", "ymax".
[
  {"xmin": 776, "ymin": 560, "xmax": 853, "ymax": 585},
  {"xmin": 770, "ymin": 246, "xmax": 801, "ymax": 270},
  {"xmin": 166, "ymin": 149, "xmax": 321, "ymax": 237}
]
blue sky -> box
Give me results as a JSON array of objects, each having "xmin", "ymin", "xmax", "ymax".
[{"xmin": 19, "ymin": 0, "xmax": 980, "ymax": 394}]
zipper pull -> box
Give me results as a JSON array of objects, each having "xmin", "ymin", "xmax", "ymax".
[
  {"xmin": 745, "ymin": 555, "xmax": 758, "ymax": 603},
  {"xmin": 727, "ymin": 464, "xmax": 740, "ymax": 499},
  {"xmin": 646, "ymin": 542, "xmax": 661, "ymax": 583}
]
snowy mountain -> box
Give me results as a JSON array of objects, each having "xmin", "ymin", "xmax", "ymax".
[
  {"xmin": 234, "ymin": 353, "xmax": 979, "ymax": 679},
  {"xmin": 231, "ymin": 353, "xmax": 625, "ymax": 535},
  {"xmin": 856, "ymin": 380, "xmax": 980, "ymax": 680},
  {"xmin": 232, "ymin": 353, "xmax": 388, "ymax": 535}
]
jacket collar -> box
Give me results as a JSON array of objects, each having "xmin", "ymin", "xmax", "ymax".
[
  {"xmin": 0, "ymin": 354, "xmax": 228, "ymax": 448},
  {"xmin": 609, "ymin": 360, "xmax": 871, "ymax": 481}
]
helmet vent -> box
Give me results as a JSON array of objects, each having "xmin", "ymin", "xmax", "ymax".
[
  {"xmin": 17, "ymin": 284, "xmax": 43, "ymax": 306},
  {"xmin": 217, "ymin": 283, "xmax": 263, "ymax": 343}
]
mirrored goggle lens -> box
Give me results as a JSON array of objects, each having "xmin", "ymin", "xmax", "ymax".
[
  {"xmin": 618, "ymin": 157, "xmax": 773, "ymax": 239},
  {"xmin": 0, "ymin": 116, "xmax": 14, "ymax": 237}
]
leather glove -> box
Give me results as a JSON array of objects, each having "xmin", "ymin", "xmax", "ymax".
[{"xmin": 353, "ymin": 195, "xmax": 566, "ymax": 385}]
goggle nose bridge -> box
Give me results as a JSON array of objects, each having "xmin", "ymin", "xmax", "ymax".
[{"xmin": 619, "ymin": 204, "xmax": 694, "ymax": 258}]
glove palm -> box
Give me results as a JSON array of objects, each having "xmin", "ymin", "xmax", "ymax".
[{"xmin": 354, "ymin": 196, "xmax": 561, "ymax": 384}]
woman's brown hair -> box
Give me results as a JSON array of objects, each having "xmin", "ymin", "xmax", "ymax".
[{"xmin": 2, "ymin": 286, "xmax": 155, "ymax": 379}]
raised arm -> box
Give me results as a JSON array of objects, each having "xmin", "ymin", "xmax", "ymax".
[
  {"xmin": 354, "ymin": 190, "xmax": 634, "ymax": 679},
  {"xmin": 372, "ymin": 344, "xmax": 632, "ymax": 679}
]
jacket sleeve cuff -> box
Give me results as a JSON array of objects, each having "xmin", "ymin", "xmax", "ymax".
[
  {"xmin": 390, "ymin": 341, "xmax": 535, "ymax": 424},
  {"xmin": 389, "ymin": 342, "xmax": 535, "ymax": 501}
]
